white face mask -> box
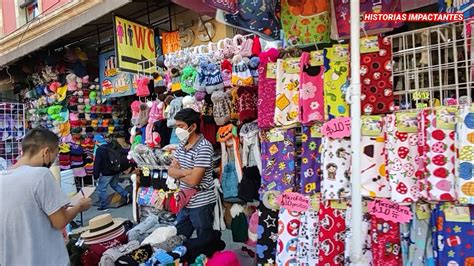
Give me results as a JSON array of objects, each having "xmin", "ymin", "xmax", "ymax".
[{"xmin": 175, "ymin": 127, "xmax": 191, "ymax": 143}]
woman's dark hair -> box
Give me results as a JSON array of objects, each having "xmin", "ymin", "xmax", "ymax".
[{"xmin": 174, "ymin": 108, "xmax": 201, "ymax": 133}]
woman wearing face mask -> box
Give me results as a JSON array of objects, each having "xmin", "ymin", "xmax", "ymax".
[
  {"xmin": 1, "ymin": 128, "xmax": 92, "ymax": 266},
  {"xmin": 169, "ymin": 108, "xmax": 219, "ymax": 250}
]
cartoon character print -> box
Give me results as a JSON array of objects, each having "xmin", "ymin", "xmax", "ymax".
[
  {"xmin": 318, "ymin": 204, "xmax": 346, "ymax": 265},
  {"xmin": 322, "ymin": 137, "xmax": 351, "ymax": 200},
  {"xmin": 276, "ymin": 208, "xmax": 302, "ymax": 265},
  {"xmin": 371, "ymin": 218, "xmax": 402, "ymax": 266}
]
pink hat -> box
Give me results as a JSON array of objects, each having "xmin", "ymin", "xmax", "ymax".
[
  {"xmin": 136, "ymin": 77, "xmax": 150, "ymax": 97},
  {"xmin": 207, "ymin": 251, "xmax": 241, "ymax": 266}
]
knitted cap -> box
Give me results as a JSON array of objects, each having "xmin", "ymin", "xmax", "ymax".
[
  {"xmin": 136, "ymin": 77, "xmax": 150, "ymax": 97},
  {"xmin": 180, "ymin": 66, "xmax": 197, "ymax": 95},
  {"xmin": 205, "ymin": 63, "xmax": 224, "ymax": 94},
  {"xmin": 211, "ymin": 91, "xmax": 232, "ymax": 126},
  {"xmin": 231, "ymin": 55, "xmax": 253, "ymax": 86},
  {"xmin": 166, "ymin": 97, "xmax": 183, "ymax": 128},
  {"xmin": 248, "ymin": 56, "xmax": 260, "ymax": 85},
  {"xmin": 221, "ymin": 59, "xmax": 233, "ymax": 88},
  {"xmin": 237, "ymin": 86, "xmax": 257, "ymax": 123}
]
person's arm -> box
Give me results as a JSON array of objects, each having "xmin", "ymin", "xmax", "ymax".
[
  {"xmin": 168, "ymin": 159, "xmax": 191, "ymax": 178},
  {"xmin": 93, "ymin": 147, "xmax": 103, "ymax": 179},
  {"xmin": 179, "ymin": 144, "xmax": 213, "ymax": 187},
  {"xmin": 49, "ymin": 198, "xmax": 92, "ymax": 230},
  {"xmin": 35, "ymin": 170, "xmax": 91, "ymax": 231}
]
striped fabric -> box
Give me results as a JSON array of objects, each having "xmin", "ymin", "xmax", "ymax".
[{"xmin": 175, "ymin": 135, "xmax": 216, "ymax": 208}]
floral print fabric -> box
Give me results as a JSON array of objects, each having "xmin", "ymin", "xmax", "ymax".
[
  {"xmin": 361, "ymin": 135, "xmax": 391, "ymax": 198},
  {"xmin": 321, "ymin": 137, "xmax": 351, "ymax": 200},
  {"xmin": 456, "ymin": 106, "xmax": 474, "ymax": 204},
  {"xmin": 274, "ymin": 59, "xmax": 300, "ymax": 126},
  {"xmin": 300, "ymin": 126, "xmax": 322, "ymax": 195},
  {"xmin": 360, "ymin": 37, "xmax": 394, "ymax": 115},
  {"xmin": 318, "ymin": 203, "xmax": 346, "ymax": 266},
  {"xmin": 385, "ymin": 114, "xmax": 420, "ymax": 203},
  {"xmin": 276, "ymin": 208, "xmax": 302, "ymax": 265},
  {"xmin": 324, "ymin": 47, "xmax": 350, "ymax": 119},
  {"xmin": 260, "ymin": 128, "xmax": 296, "ymax": 194},
  {"xmin": 299, "ymin": 52, "xmax": 325, "ymax": 125}
]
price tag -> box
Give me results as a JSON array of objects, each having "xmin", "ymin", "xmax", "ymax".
[
  {"xmin": 310, "ymin": 51, "xmax": 324, "ymax": 66},
  {"xmin": 360, "ymin": 36, "xmax": 380, "ymax": 54},
  {"xmin": 413, "ymin": 91, "xmax": 430, "ymax": 101},
  {"xmin": 368, "ymin": 198, "xmax": 412, "ymax": 223},
  {"xmin": 283, "ymin": 57, "xmax": 301, "ymax": 74},
  {"xmin": 331, "ymin": 44, "xmax": 349, "ymax": 62},
  {"xmin": 436, "ymin": 107, "xmax": 457, "ymax": 130},
  {"xmin": 266, "ymin": 63, "xmax": 277, "ymax": 79},
  {"xmin": 330, "ymin": 200, "xmax": 348, "ymax": 210},
  {"xmin": 396, "ymin": 112, "xmax": 418, "ymax": 133},
  {"xmin": 321, "ymin": 117, "xmax": 351, "ymax": 138},
  {"xmin": 362, "ymin": 115, "xmax": 383, "ymax": 136},
  {"xmin": 310, "ymin": 124, "xmax": 322, "ymax": 138},
  {"xmin": 277, "ymin": 192, "xmax": 309, "ymax": 212},
  {"xmin": 444, "ymin": 206, "xmax": 471, "ymax": 222},
  {"xmin": 416, "ymin": 203, "xmax": 431, "ymax": 220},
  {"xmin": 268, "ymin": 129, "xmax": 284, "ymax": 142}
]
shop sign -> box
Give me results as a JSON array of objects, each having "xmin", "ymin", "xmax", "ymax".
[
  {"xmin": 162, "ymin": 31, "xmax": 181, "ymax": 55},
  {"xmin": 99, "ymin": 50, "xmax": 137, "ymax": 98},
  {"xmin": 321, "ymin": 117, "xmax": 351, "ymax": 138},
  {"xmin": 368, "ymin": 198, "xmax": 412, "ymax": 223},
  {"xmin": 114, "ymin": 16, "xmax": 156, "ymax": 74},
  {"xmin": 276, "ymin": 192, "xmax": 309, "ymax": 212}
]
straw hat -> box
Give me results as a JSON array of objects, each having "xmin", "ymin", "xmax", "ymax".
[{"xmin": 81, "ymin": 214, "xmax": 125, "ymax": 239}]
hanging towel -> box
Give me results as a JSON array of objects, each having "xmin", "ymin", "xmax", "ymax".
[
  {"xmin": 323, "ymin": 47, "xmax": 350, "ymax": 119},
  {"xmin": 276, "ymin": 208, "xmax": 302, "ymax": 265},
  {"xmin": 299, "ymin": 52, "xmax": 325, "ymax": 125},
  {"xmin": 321, "ymin": 137, "xmax": 351, "ymax": 200},
  {"xmin": 274, "ymin": 58, "xmax": 300, "ymax": 127},
  {"xmin": 300, "ymin": 126, "xmax": 322, "ymax": 195},
  {"xmin": 457, "ymin": 106, "xmax": 474, "ymax": 204},
  {"xmin": 257, "ymin": 48, "xmax": 279, "ymax": 129},
  {"xmin": 360, "ymin": 135, "xmax": 391, "ymax": 198},
  {"xmin": 385, "ymin": 114, "xmax": 419, "ymax": 203}
]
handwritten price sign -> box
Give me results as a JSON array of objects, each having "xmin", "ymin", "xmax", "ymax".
[
  {"xmin": 368, "ymin": 198, "xmax": 412, "ymax": 223},
  {"xmin": 321, "ymin": 117, "xmax": 351, "ymax": 138},
  {"xmin": 277, "ymin": 192, "xmax": 309, "ymax": 213}
]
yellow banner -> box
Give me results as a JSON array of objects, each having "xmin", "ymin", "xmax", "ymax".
[{"xmin": 114, "ymin": 16, "xmax": 156, "ymax": 74}]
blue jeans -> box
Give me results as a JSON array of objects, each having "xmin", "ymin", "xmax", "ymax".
[
  {"xmin": 97, "ymin": 174, "xmax": 128, "ymax": 208},
  {"xmin": 176, "ymin": 203, "xmax": 215, "ymax": 239}
]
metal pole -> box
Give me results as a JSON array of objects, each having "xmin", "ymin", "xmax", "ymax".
[{"xmin": 349, "ymin": 0, "xmax": 363, "ymax": 264}]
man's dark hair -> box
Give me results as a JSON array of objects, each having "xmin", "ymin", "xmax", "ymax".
[
  {"xmin": 21, "ymin": 128, "xmax": 59, "ymax": 156},
  {"xmin": 174, "ymin": 108, "xmax": 201, "ymax": 133}
]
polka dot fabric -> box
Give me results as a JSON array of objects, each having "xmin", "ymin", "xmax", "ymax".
[{"xmin": 360, "ymin": 37, "xmax": 394, "ymax": 115}]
